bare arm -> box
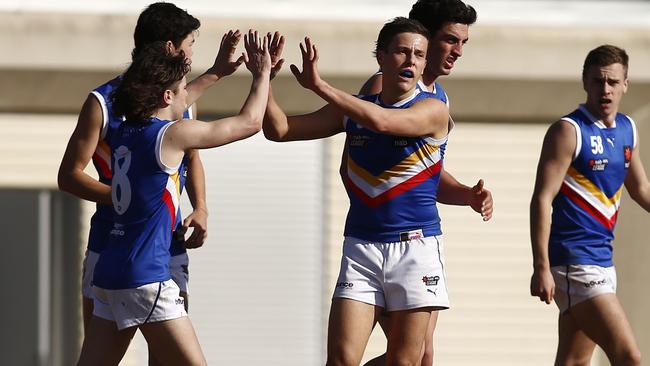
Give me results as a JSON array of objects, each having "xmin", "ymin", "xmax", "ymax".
[
  {"xmin": 292, "ymin": 37, "xmax": 449, "ymax": 138},
  {"xmin": 182, "ymin": 149, "xmax": 209, "ymax": 249},
  {"xmin": 624, "ymin": 144, "xmax": 650, "ymax": 211},
  {"xmin": 186, "ymin": 30, "xmax": 245, "ymax": 106},
  {"xmin": 437, "ymin": 175, "xmax": 493, "ymax": 221},
  {"xmin": 162, "ymin": 31, "xmax": 271, "ymax": 165},
  {"xmin": 262, "ymin": 32, "xmax": 344, "ymax": 142},
  {"xmin": 57, "ymin": 94, "xmax": 112, "ymax": 204},
  {"xmin": 529, "ymin": 120, "xmax": 576, "ymax": 304},
  {"xmin": 263, "ymin": 87, "xmax": 344, "ymax": 142}
]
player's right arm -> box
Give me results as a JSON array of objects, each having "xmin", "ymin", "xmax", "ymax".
[
  {"xmin": 529, "ymin": 120, "xmax": 576, "ymax": 304},
  {"xmin": 57, "ymin": 94, "xmax": 112, "ymax": 205},
  {"xmin": 185, "ymin": 30, "xmax": 245, "ymax": 107}
]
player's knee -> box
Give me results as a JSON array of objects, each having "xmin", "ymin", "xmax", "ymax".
[
  {"xmin": 388, "ymin": 350, "xmax": 426, "ymax": 366},
  {"xmin": 326, "ymin": 349, "xmax": 362, "ymax": 366}
]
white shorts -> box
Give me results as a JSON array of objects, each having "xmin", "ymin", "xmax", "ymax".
[
  {"xmin": 551, "ymin": 264, "xmax": 617, "ymax": 313},
  {"xmin": 333, "ymin": 235, "xmax": 450, "ymax": 311},
  {"xmin": 92, "ymin": 279, "xmax": 187, "ymax": 330},
  {"xmin": 81, "ymin": 250, "xmax": 100, "ymax": 299},
  {"xmin": 170, "ymin": 253, "xmax": 190, "ymax": 294}
]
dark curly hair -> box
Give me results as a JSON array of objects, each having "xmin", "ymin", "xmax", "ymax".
[
  {"xmin": 409, "ymin": 0, "xmax": 477, "ymax": 34},
  {"xmin": 582, "ymin": 44, "xmax": 629, "ymax": 80},
  {"xmin": 132, "ymin": 2, "xmax": 200, "ymax": 59},
  {"xmin": 375, "ymin": 17, "xmax": 430, "ymax": 56},
  {"xmin": 112, "ymin": 42, "xmax": 190, "ymax": 122}
]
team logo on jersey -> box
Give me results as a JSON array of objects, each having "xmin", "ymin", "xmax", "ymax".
[
  {"xmin": 588, "ymin": 158, "xmax": 608, "ymax": 171},
  {"xmin": 624, "ymin": 146, "xmax": 632, "ymax": 169},
  {"xmin": 349, "ymin": 135, "xmax": 371, "ymax": 147},
  {"xmin": 422, "ymin": 275, "xmax": 440, "ymax": 286}
]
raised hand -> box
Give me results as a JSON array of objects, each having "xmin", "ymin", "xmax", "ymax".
[
  {"xmin": 290, "ymin": 37, "xmax": 323, "ymax": 91},
  {"xmin": 469, "ymin": 179, "xmax": 493, "ymax": 221},
  {"xmin": 267, "ymin": 31, "xmax": 285, "ymax": 80},
  {"xmin": 208, "ymin": 29, "xmax": 245, "ymax": 78},
  {"xmin": 243, "ymin": 30, "xmax": 271, "ymax": 78}
]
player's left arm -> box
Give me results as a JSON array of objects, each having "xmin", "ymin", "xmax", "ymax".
[
  {"xmin": 186, "ymin": 30, "xmax": 245, "ymax": 107},
  {"xmin": 182, "ymin": 148, "xmax": 208, "ymax": 249},
  {"xmin": 179, "ymin": 102, "xmax": 208, "ymax": 249},
  {"xmin": 624, "ymin": 145, "xmax": 650, "ymax": 212},
  {"xmin": 437, "ymin": 173, "xmax": 493, "ymax": 221}
]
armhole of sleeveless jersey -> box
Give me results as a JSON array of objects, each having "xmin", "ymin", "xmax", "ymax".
[
  {"xmin": 155, "ymin": 121, "xmax": 181, "ymax": 174},
  {"xmin": 90, "ymin": 91, "xmax": 109, "ymax": 139},
  {"xmin": 423, "ymin": 113, "xmax": 454, "ymax": 146},
  {"xmin": 628, "ymin": 115, "xmax": 638, "ymax": 148},
  {"xmin": 561, "ymin": 117, "xmax": 581, "ymax": 161}
]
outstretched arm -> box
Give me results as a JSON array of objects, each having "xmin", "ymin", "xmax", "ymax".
[
  {"xmin": 624, "ymin": 143, "xmax": 650, "ymax": 211},
  {"xmin": 263, "ymin": 32, "xmax": 345, "ymax": 142},
  {"xmin": 162, "ymin": 30, "xmax": 271, "ymax": 165},
  {"xmin": 529, "ymin": 120, "xmax": 576, "ymax": 304},
  {"xmin": 57, "ymin": 94, "xmax": 112, "ymax": 204},
  {"xmin": 291, "ymin": 37, "xmax": 448, "ymax": 138},
  {"xmin": 186, "ymin": 30, "xmax": 245, "ymax": 106}
]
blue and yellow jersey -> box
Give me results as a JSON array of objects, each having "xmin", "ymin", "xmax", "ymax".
[
  {"xmin": 93, "ymin": 118, "xmax": 187, "ymax": 289},
  {"xmin": 550, "ymin": 105, "xmax": 637, "ymax": 267},
  {"xmin": 87, "ymin": 77, "xmax": 192, "ymax": 254},
  {"xmin": 341, "ymin": 89, "xmax": 451, "ymax": 242}
]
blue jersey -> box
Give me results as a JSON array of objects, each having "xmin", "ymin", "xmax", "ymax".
[
  {"xmin": 93, "ymin": 118, "xmax": 187, "ymax": 289},
  {"xmin": 549, "ymin": 105, "xmax": 637, "ymax": 267},
  {"xmin": 86, "ymin": 77, "xmax": 192, "ymax": 254},
  {"xmin": 341, "ymin": 90, "xmax": 450, "ymax": 242}
]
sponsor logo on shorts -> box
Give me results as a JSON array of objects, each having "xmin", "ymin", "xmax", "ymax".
[
  {"xmin": 175, "ymin": 298, "xmax": 185, "ymax": 306},
  {"xmin": 336, "ymin": 282, "xmax": 354, "ymax": 288},
  {"xmin": 427, "ymin": 289, "xmax": 438, "ymax": 296},
  {"xmin": 583, "ymin": 278, "xmax": 607, "ymax": 288},
  {"xmin": 422, "ymin": 276, "xmax": 440, "ymax": 286}
]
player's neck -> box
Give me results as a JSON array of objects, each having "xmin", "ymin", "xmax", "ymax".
[{"xmin": 421, "ymin": 71, "xmax": 440, "ymax": 90}]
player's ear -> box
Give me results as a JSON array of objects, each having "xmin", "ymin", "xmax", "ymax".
[
  {"xmin": 162, "ymin": 89, "xmax": 174, "ymax": 106},
  {"xmin": 376, "ymin": 50, "xmax": 385, "ymax": 71},
  {"xmin": 165, "ymin": 40, "xmax": 175, "ymax": 54}
]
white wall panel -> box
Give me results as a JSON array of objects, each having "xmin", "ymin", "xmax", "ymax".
[{"xmin": 179, "ymin": 133, "xmax": 324, "ymax": 365}]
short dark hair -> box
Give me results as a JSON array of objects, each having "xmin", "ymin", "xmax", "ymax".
[
  {"xmin": 375, "ymin": 17, "xmax": 430, "ymax": 56},
  {"xmin": 582, "ymin": 44, "xmax": 629, "ymax": 79},
  {"xmin": 112, "ymin": 43, "xmax": 190, "ymax": 122},
  {"xmin": 408, "ymin": 0, "xmax": 477, "ymax": 34},
  {"xmin": 132, "ymin": 2, "xmax": 200, "ymax": 59}
]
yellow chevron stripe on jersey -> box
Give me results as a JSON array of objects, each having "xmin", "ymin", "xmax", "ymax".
[
  {"xmin": 347, "ymin": 143, "xmax": 440, "ymax": 187},
  {"xmin": 566, "ymin": 166, "xmax": 623, "ymax": 208}
]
